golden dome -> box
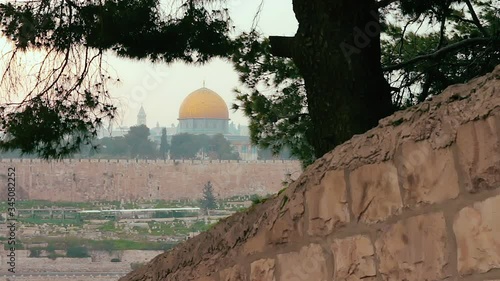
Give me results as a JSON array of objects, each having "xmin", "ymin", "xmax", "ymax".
[{"xmin": 179, "ymin": 87, "xmax": 229, "ymax": 119}]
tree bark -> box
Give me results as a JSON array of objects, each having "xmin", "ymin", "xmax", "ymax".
[{"xmin": 271, "ymin": 0, "xmax": 395, "ymax": 158}]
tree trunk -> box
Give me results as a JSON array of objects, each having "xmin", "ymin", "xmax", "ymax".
[{"xmin": 270, "ymin": 0, "xmax": 395, "ymax": 158}]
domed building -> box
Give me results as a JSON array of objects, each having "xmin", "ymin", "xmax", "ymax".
[
  {"xmin": 98, "ymin": 86, "xmax": 259, "ymax": 160},
  {"xmin": 177, "ymin": 87, "xmax": 230, "ymax": 135}
]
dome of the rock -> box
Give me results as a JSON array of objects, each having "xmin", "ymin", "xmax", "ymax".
[
  {"xmin": 177, "ymin": 87, "xmax": 230, "ymax": 135},
  {"xmin": 179, "ymin": 88, "xmax": 229, "ymax": 120}
]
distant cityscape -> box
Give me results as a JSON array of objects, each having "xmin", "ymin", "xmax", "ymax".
[{"xmin": 98, "ymin": 87, "xmax": 259, "ymax": 161}]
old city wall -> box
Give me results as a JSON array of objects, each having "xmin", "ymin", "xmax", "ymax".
[
  {"xmin": 120, "ymin": 65, "xmax": 500, "ymax": 281},
  {"xmin": 0, "ymin": 160, "xmax": 301, "ymax": 202}
]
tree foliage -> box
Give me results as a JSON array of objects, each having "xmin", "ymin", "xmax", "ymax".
[
  {"xmin": 0, "ymin": 87, "xmax": 115, "ymax": 159},
  {"xmin": 66, "ymin": 245, "xmax": 90, "ymax": 258},
  {"xmin": 170, "ymin": 133, "xmax": 239, "ymax": 160},
  {"xmin": 97, "ymin": 136, "xmax": 129, "ymax": 157},
  {"xmin": 382, "ymin": 0, "xmax": 500, "ymax": 106},
  {"xmin": 124, "ymin": 125, "xmax": 156, "ymax": 159},
  {"xmin": 208, "ymin": 134, "xmax": 239, "ymax": 160},
  {"xmin": 0, "ymin": 0, "xmax": 498, "ymax": 165},
  {"xmin": 232, "ymin": 0, "xmax": 499, "ymax": 166},
  {"xmin": 170, "ymin": 133, "xmax": 208, "ymax": 159},
  {"xmin": 0, "ymin": 0, "xmax": 233, "ymax": 158},
  {"xmin": 200, "ymin": 181, "xmax": 217, "ymax": 214},
  {"xmin": 159, "ymin": 128, "xmax": 169, "ymax": 160},
  {"xmin": 232, "ymin": 32, "xmax": 315, "ymax": 167}
]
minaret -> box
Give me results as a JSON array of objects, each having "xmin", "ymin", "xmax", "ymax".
[{"xmin": 137, "ymin": 105, "xmax": 147, "ymax": 126}]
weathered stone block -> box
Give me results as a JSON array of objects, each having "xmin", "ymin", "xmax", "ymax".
[
  {"xmin": 250, "ymin": 259, "xmax": 275, "ymax": 281},
  {"xmin": 269, "ymin": 191, "xmax": 305, "ymax": 244},
  {"xmin": 350, "ymin": 162, "xmax": 402, "ymax": 223},
  {"xmin": 454, "ymin": 195, "xmax": 500, "ymax": 275},
  {"xmin": 456, "ymin": 116, "xmax": 500, "ymax": 193},
  {"xmin": 220, "ymin": 264, "xmax": 246, "ymax": 281},
  {"xmin": 331, "ymin": 235, "xmax": 376, "ymax": 281},
  {"xmin": 306, "ymin": 169, "xmax": 349, "ymax": 236},
  {"xmin": 277, "ymin": 244, "xmax": 328, "ymax": 281},
  {"xmin": 396, "ymin": 141, "xmax": 460, "ymax": 206},
  {"xmin": 375, "ymin": 212, "xmax": 450, "ymax": 281},
  {"xmin": 242, "ymin": 232, "xmax": 267, "ymax": 256}
]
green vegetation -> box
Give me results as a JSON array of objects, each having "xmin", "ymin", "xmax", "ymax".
[
  {"xmin": 2, "ymin": 197, "xmax": 252, "ymax": 252},
  {"xmin": 159, "ymin": 128, "xmax": 169, "ymax": 160},
  {"xmin": 153, "ymin": 199, "xmax": 191, "ymax": 208},
  {"xmin": 391, "ymin": 118, "xmax": 405, "ymax": 127},
  {"xmin": 250, "ymin": 194, "xmax": 270, "ymax": 206},
  {"xmin": 98, "ymin": 221, "xmax": 118, "ymax": 232},
  {"xmin": 29, "ymin": 249, "xmax": 42, "ymax": 257},
  {"xmin": 25, "ymin": 237, "xmax": 175, "ymax": 252},
  {"xmin": 0, "ymin": 0, "xmax": 496, "ymax": 168},
  {"xmin": 200, "ymin": 181, "xmax": 217, "ymax": 214},
  {"xmin": 1, "ymin": 197, "xmax": 262, "ymax": 218},
  {"xmin": 279, "ymin": 195, "xmax": 289, "ymax": 211},
  {"xmin": 170, "ymin": 133, "xmax": 240, "ymax": 160},
  {"xmin": 3, "ymin": 242, "xmax": 24, "ymax": 250},
  {"xmin": 88, "ymin": 239, "xmax": 175, "ymax": 251},
  {"xmin": 66, "ymin": 246, "xmax": 90, "ymax": 258},
  {"xmin": 126, "ymin": 219, "xmax": 213, "ymax": 237},
  {"xmin": 47, "ymin": 252, "xmax": 66, "ymax": 260},
  {"xmin": 189, "ymin": 220, "xmax": 213, "ymax": 233},
  {"xmin": 0, "ymin": 199, "xmax": 201, "ymax": 214},
  {"xmin": 152, "ymin": 210, "xmax": 196, "ymax": 218},
  {"xmin": 19, "ymin": 217, "xmax": 83, "ymax": 226}
]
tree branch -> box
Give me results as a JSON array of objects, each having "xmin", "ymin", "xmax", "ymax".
[
  {"xmin": 383, "ymin": 37, "xmax": 499, "ymax": 71},
  {"xmin": 464, "ymin": 0, "xmax": 489, "ymax": 37},
  {"xmin": 398, "ymin": 16, "xmax": 420, "ymax": 55},
  {"xmin": 448, "ymin": 14, "xmax": 476, "ymax": 25},
  {"xmin": 437, "ymin": 6, "xmax": 449, "ymax": 50},
  {"xmin": 269, "ymin": 36, "xmax": 295, "ymax": 58}
]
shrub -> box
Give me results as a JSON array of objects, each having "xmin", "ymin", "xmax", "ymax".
[
  {"xmin": 29, "ymin": 249, "xmax": 42, "ymax": 257},
  {"xmin": 66, "ymin": 246, "xmax": 90, "ymax": 258}
]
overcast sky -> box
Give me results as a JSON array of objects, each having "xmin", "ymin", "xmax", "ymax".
[{"xmin": 104, "ymin": 0, "xmax": 298, "ymax": 129}]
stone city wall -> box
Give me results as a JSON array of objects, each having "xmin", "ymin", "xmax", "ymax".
[
  {"xmin": 120, "ymin": 65, "xmax": 500, "ymax": 281},
  {"xmin": 0, "ymin": 160, "xmax": 301, "ymax": 202}
]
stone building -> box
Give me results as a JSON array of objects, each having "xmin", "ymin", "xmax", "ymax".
[
  {"xmin": 177, "ymin": 87, "xmax": 230, "ymax": 135},
  {"xmin": 101, "ymin": 87, "xmax": 260, "ymax": 160},
  {"xmin": 137, "ymin": 105, "xmax": 147, "ymax": 126},
  {"xmin": 175, "ymin": 87, "xmax": 258, "ymax": 160}
]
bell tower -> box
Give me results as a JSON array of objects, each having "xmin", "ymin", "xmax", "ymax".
[{"xmin": 137, "ymin": 105, "xmax": 147, "ymax": 126}]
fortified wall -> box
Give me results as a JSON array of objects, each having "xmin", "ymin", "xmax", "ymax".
[
  {"xmin": 0, "ymin": 160, "xmax": 301, "ymax": 202},
  {"xmin": 121, "ymin": 65, "xmax": 500, "ymax": 281}
]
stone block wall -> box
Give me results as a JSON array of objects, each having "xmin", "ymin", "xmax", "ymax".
[
  {"xmin": 120, "ymin": 65, "xmax": 500, "ymax": 281},
  {"xmin": 0, "ymin": 160, "xmax": 301, "ymax": 201}
]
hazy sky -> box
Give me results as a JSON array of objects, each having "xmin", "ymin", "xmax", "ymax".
[{"xmin": 105, "ymin": 0, "xmax": 298, "ymax": 129}]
